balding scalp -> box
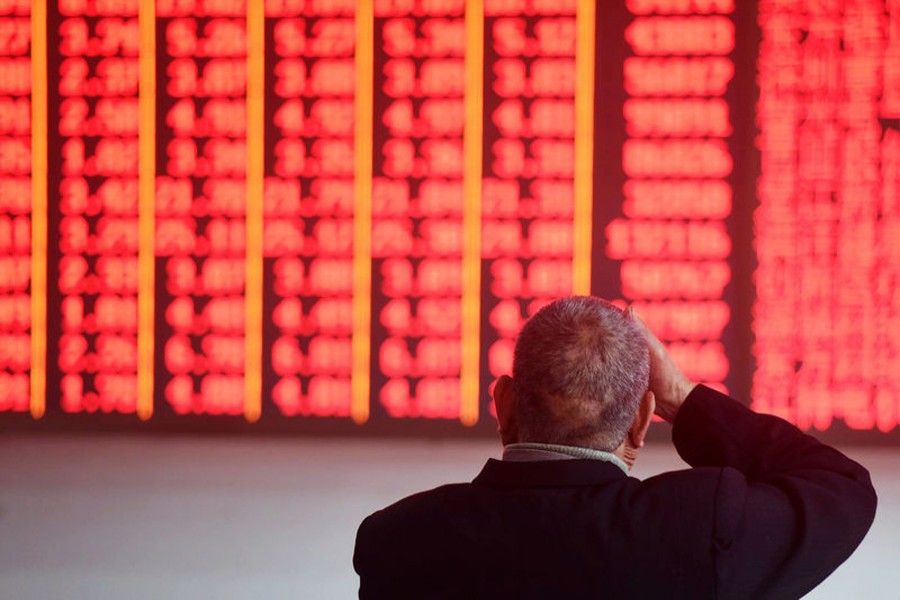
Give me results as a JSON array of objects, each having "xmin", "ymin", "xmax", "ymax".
[{"xmin": 512, "ymin": 297, "xmax": 650, "ymax": 451}]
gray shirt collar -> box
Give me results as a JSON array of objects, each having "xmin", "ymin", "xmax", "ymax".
[{"xmin": 502, "ymin": 442, "xmax": 629, "ymax": 474}]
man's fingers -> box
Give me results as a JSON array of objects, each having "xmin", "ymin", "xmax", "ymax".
[
  {"xmin": 628, "ymin": 306, "xmax": 665, "ymax": 351},
  {"xmin": 628, "ymin": 304, "xmax": 693, "ymax": 423}
]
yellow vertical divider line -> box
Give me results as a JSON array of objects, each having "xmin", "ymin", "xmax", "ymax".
[
  {"xmin": 244, "ymin": 0, "xmax": 264, "ymax": 422},
  {"xmin": 460, "ymin": 0, "xmax": 483, "ymax": 426},
  {"xmin": 137, "ymin": 0, "xmax": 156, "ymax": 420},
  {"xmin": 573, "ymin": 0, "xmax": 596, "ymax": 296},
  {"xmin": 30, "ymin": 0, "xmax": 48, "ymax": 419},
  {"xmin": 351, "ymin": 0, "xmax": 374, "ymax": 424}
]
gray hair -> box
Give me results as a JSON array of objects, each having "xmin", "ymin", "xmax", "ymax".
[{"xmin": 512, "ymin": 296, "xmax": 650, "ymax": 451}]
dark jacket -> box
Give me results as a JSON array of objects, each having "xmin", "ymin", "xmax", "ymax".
[{"xmin": 354, "ymin": 385, "xmax": 877, "ymax": 599}]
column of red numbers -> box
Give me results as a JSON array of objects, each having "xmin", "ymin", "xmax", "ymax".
[
  {"xmin": 0, "ymin": 0, "xmax": 31, "ymax": 412},
  {"xmin": 754, "ymin": 0, "xmax": 900, "ymax": 431},
  {"xmin": 609, "ymin": 0, "xmax": 735, "ymax": 390},
  {"xmin": 482, "ymin": 0, "xmax": 578, "ymax": 389},
  {"xmin": 56, "ymin": 1, "xmax": 140, "ymax": 414},
  {"xmin": 266, "ymin": 0, "xmax": 355, "ymax": 418},
  {"xmin": 157, "ymin": 0, "xmax": 247, "ymax": 416},
  {"xmin": 375, "ymin": 0, "xmax": 466, "ymax": 419}
]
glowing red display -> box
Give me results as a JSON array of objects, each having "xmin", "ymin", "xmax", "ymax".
[
  {"xmin": 52, "ymin": 3, "xmax": 142, "ymax": 415},
  {"xmin": 266, "ymin": 0, "xmax": 356, "ymax": 419},
  {"xmin": 606, "ymin": 0, "xmax": 735, "ymax": 394},
  {"xmin": 752, "ymin": 0, "xmax": 900, "ymax": 432},
  {"xmin": 371, "ymin": 0, "xmax": 470, "ymax": 420},
  {"xmin": 0, "ymin": 0, "xmax": 31, "ymax": 413},
  {"xmin": 1, "ymin": 0, "xmax": 898, "ymax": 437},
  {"xmin": 481, "ymin": 0, "xmax": 579, "ymax": 404},
  {"xmin": 155, "ymin": 0, "xmax": 250, "ymax": 416}
]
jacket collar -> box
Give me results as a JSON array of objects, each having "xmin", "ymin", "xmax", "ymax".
[
  {"xmin": 472, "ymin": 458, "xmax": 628, "ymax": 487},
  {"xmin": 503, "ymin": 442, "xmax": 629, "ymax": 473}
]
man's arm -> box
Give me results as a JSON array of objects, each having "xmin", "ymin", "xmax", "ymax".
[
  {"xmin": 633, "ymin": 310, "xmax": 877, "ymax": 599},
  {"xmin": 675, "ymin": 386, "xmax": 876, "ymax": 598}
]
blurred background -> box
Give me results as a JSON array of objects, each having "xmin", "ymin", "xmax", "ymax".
[
  {"xmin": 2, "ymin": 435, "xmax": 898, "ymax": 598},
  {"xmin": 1, "ymin": 0, "xmax": 898, "ymax": 597}
]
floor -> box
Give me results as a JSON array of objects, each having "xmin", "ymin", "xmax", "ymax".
[{"xmin": 1, "ymin": 434, "xmax": 897, "ymax": 599}]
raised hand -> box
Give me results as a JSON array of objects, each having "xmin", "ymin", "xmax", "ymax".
[{"xmin": 628, "ymin": 306, "xmax": 696, "ymax": 423}]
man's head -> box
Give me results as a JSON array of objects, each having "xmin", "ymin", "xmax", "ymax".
[{"xmin": 494, "ymin": 296, "xmax": 652, "ymax": 455}]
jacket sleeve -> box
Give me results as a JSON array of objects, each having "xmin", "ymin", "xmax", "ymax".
[{"xmin": 672, "ymin": 385, "xmax": 877, "ymax": 600}]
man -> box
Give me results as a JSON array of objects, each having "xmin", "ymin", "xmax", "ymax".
[{"xmin": 354, "ymin": 296, "xmax": 876, "ymax": 599}]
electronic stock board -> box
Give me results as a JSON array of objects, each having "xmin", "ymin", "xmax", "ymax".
[{"xmin": 2, "ymin": 0, "xmax": 899, "ymax": 439}]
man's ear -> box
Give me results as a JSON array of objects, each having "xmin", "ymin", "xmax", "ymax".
[
  {"xmin": 628, "ymin": 389, "xmax": 655, "ymax": 449},
  {"xmin": 493, "ymin": 375, "xmax": 518, "ymax": 446}
]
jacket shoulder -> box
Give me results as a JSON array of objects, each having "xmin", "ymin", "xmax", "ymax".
[{"xmin": 358, "ymin": 482, "xmax": 472, "ymax": 535}]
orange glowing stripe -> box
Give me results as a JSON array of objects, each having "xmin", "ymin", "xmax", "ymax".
[
  {"xmin": 351, "ymin": 0, "xmax": 374, "ymax": 425},
  {"xmin": 137, "ymin": 0, "xmax": 156, "ymax": 420},
  {"xmin": 30, "ymin": 0, "xmax": 47, "ymax": 419},
  {"xmin": 244, "ymin": 0, "xmax": 265, "ymax": 423},
  {"xmin": 573, "ymin": 0, "xmax": 596, "ymax": 296},
  {"xmin": 460, "ymin": 0, "xmax": 484, "ymax": 426}
]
